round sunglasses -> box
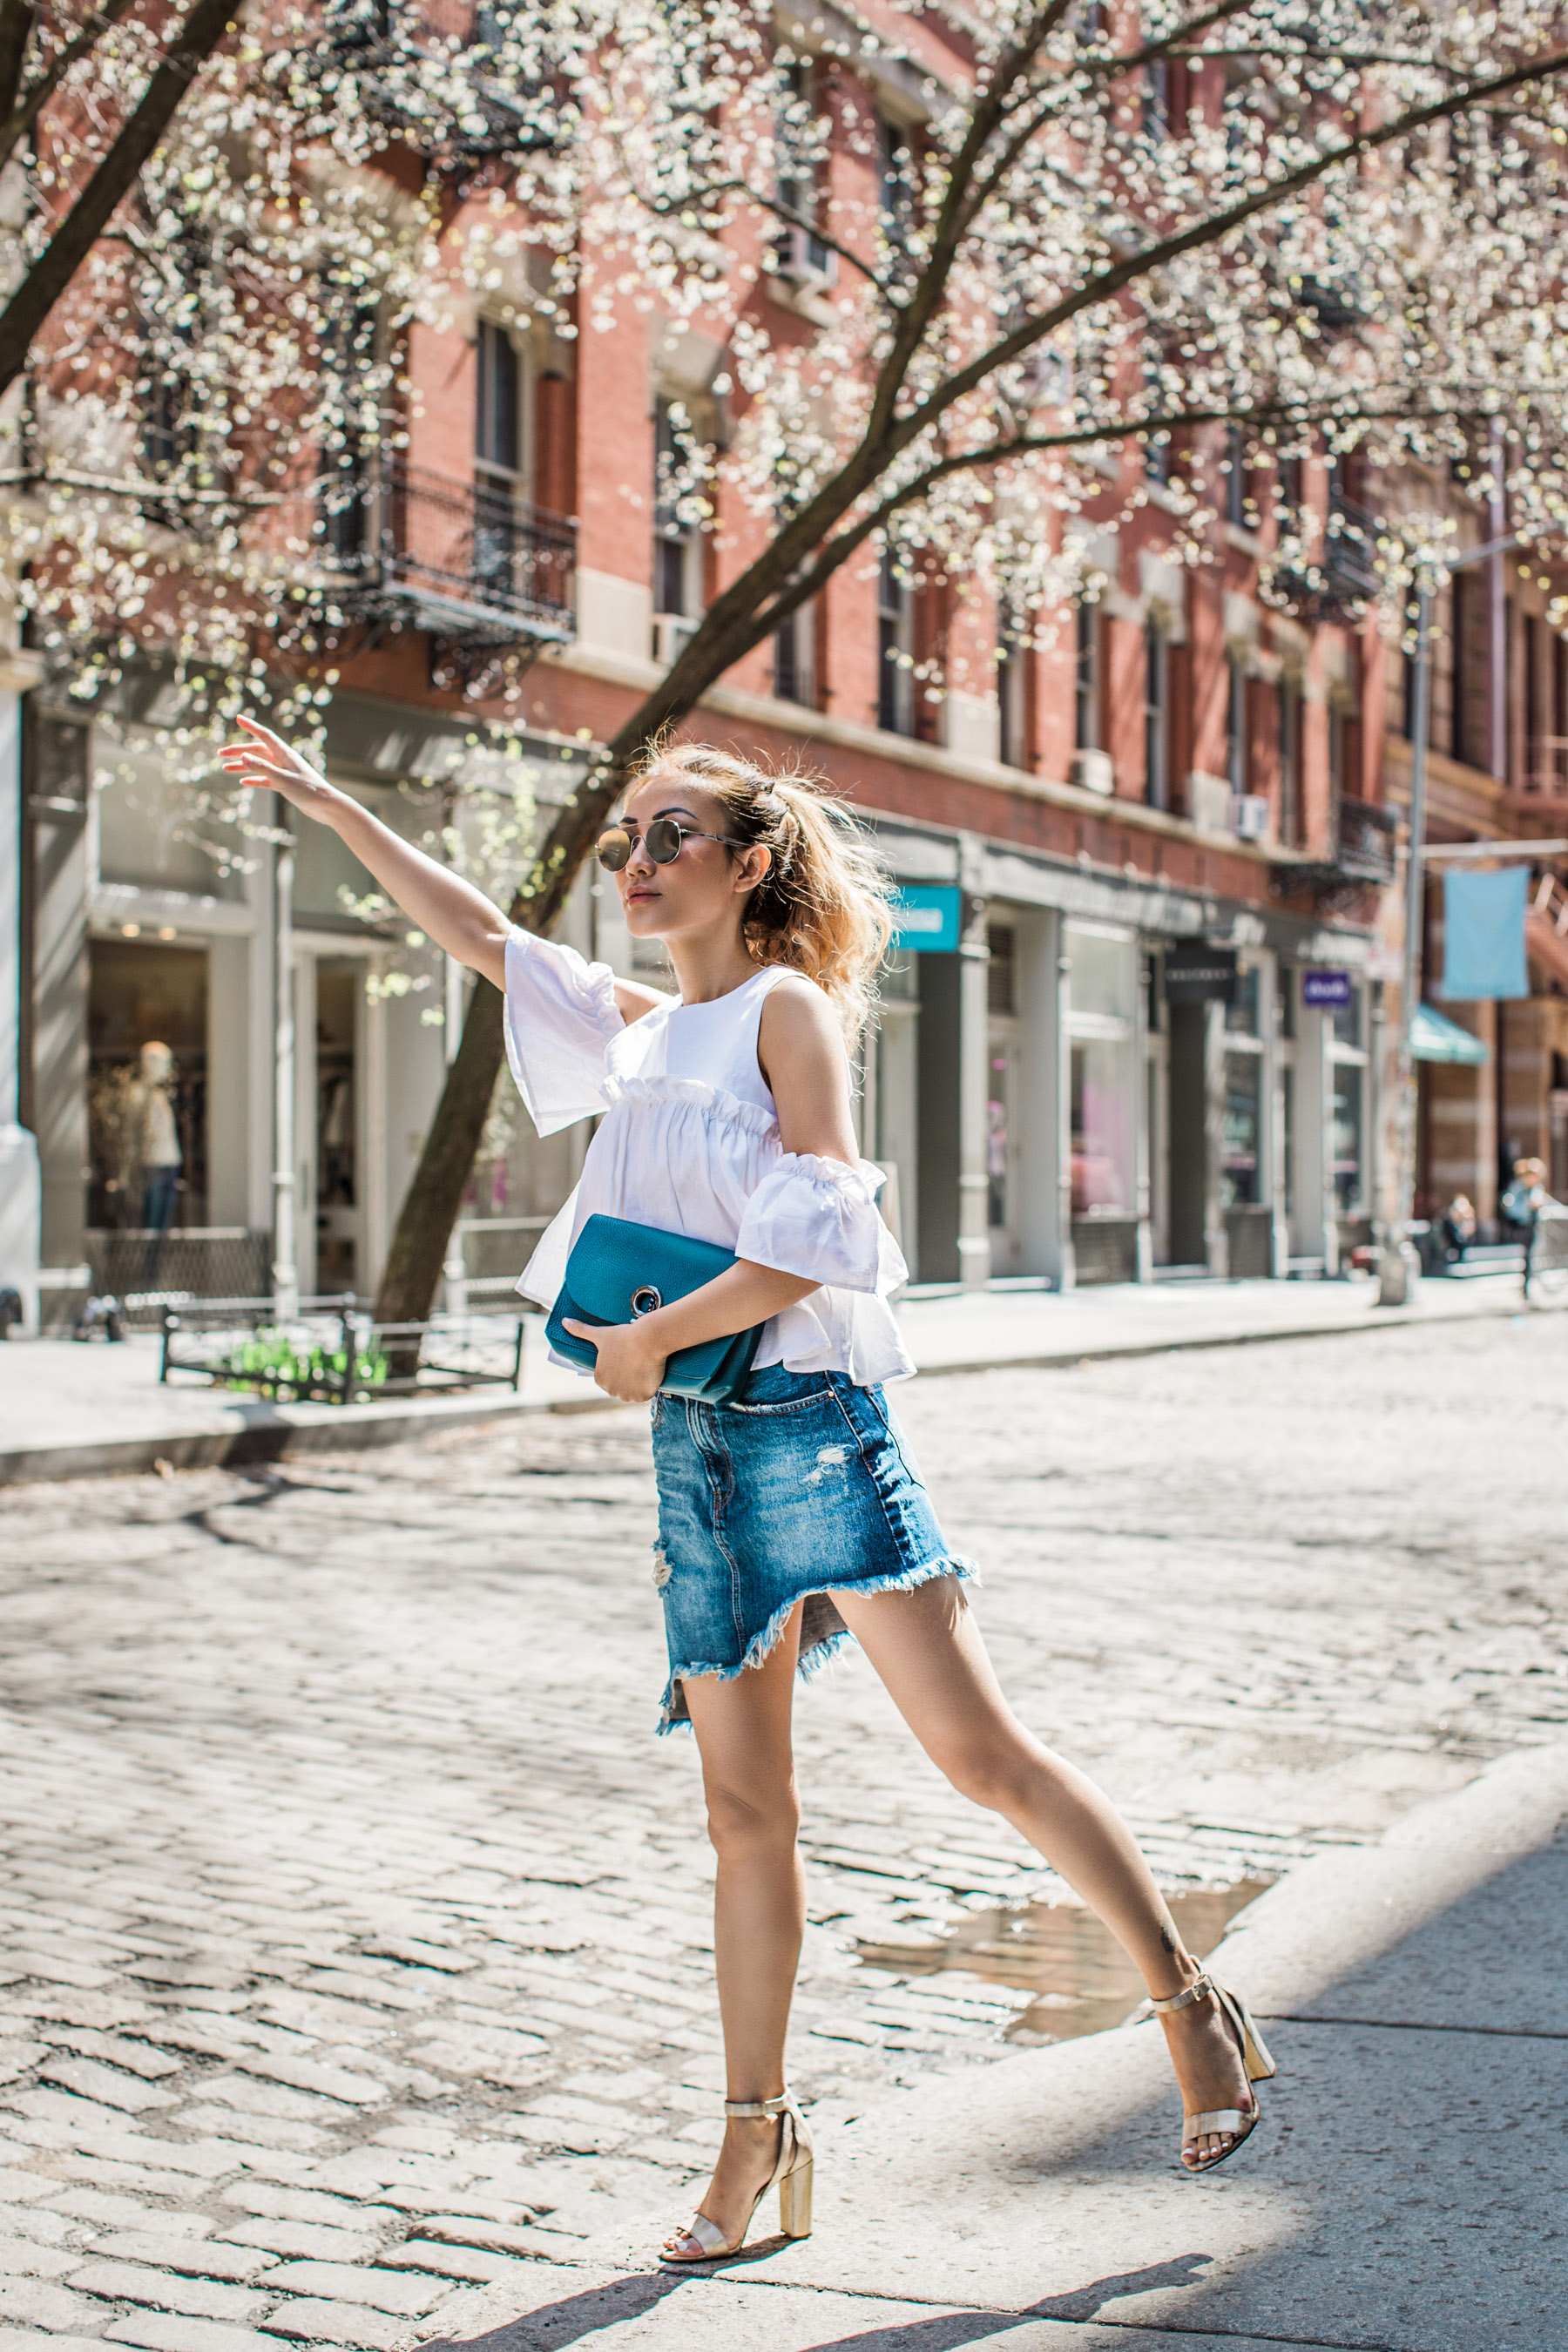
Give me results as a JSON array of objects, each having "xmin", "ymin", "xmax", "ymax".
[{"xmin": 595, "ymin": 817, "xmax": 746, "ymax": 871}]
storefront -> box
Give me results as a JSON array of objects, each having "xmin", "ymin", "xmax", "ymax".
[{"xmin": 848, "ymin": 821, "xmax": 1379, "ymax": 1293}]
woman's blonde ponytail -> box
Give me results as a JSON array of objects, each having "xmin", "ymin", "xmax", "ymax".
[{"xmin": 625, "ymin": 742, "xmax": 893, "ymax": 1037}]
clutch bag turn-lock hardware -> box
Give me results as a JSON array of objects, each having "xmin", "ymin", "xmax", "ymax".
[{"xmin": 545, "ymin": 1214, "xmax": 766, "ymax": 1405}]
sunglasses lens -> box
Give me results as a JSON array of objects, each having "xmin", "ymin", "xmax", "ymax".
[
  {"xmin": 645, "ymin": 818, "xmax": 683, "ymax": 865},
  {"xmin": 596, "ymin": 828, "xmax": 632, "ymax": 871}
]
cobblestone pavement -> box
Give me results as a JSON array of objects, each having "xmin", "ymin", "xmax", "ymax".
[{"xmin": 2, "ymin": 1313, "xmax": 1565, "ymax": 2349}]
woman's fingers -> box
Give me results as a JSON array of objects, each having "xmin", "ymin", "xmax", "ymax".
[{"xmin": 560, "ymin": 1319, "xmax": 600, "ymax": 1350}]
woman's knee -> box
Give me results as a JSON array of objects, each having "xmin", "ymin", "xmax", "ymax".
[
  {"xmin": 703, "ymin": 1774, "xmax": 801, "ymax": 1861},
  {"xmin": 929, "ymin": 1723, "xmax": 1042, "ymax": 1817}
]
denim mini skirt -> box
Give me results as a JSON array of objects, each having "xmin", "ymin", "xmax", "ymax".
[{"xmin": 649, "ymin": 1364, "xmax": 976, "ymax": 1731}]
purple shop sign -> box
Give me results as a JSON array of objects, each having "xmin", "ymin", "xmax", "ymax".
[{"xmin": 1302, "ymin": 969, "xmax": 1353, "ymax": 1009}]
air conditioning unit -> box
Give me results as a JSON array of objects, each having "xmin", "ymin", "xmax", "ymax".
[
  {"xmin": 1068, "ymin": 748, "xmax": 1114, "ymax": 796},
  {"xmin": 652, "ymin": 612, "xmax": 698, "ymax": 667},
  {"xmin": 774, "ymin": 224, "xmax": 838, "ymax": 294},
  {"xmin": 1232, "ymin": 794, "xmax": 1271, "ymax": 841}
]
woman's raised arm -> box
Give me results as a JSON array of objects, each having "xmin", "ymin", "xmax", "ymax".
[{"xmin": 221, "ymin": 716, "xmax": 513, "ymax": 988}]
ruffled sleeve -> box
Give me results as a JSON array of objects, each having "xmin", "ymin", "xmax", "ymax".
[
  {"xmin": 502, "ymin": 929, "xmax": 624, "ymax": 1137},
  {"xmin": 734, "ymin": 1154, "xmax": 908, "ymax": 1295}
]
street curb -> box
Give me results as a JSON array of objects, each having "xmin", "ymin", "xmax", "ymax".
[
  {"xmin": 0, "ymin": 1384, "xmax": 620, "ymax": 1489},
  {"xmin": 2, "ymin": 1284, "xmax": 1553, "ymax": 1489},
  {"xmin": 908, "ymin": 1287, "xmax": 1546, "ymax": 1378}
]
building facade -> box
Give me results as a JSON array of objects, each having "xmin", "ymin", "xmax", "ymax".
[{"xmin": 6, "ymin": 24, "xmax": 1564, "ymax": 1328}]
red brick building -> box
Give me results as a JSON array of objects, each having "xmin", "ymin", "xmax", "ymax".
[{"xmin": 12, "ymin": 14, "xmax": 1565, "ymax": 1321}]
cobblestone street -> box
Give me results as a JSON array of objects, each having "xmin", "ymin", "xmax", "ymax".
[{"xmin": 2, "ymin": 1312, "xmax": 1565, "ymax": 2349}]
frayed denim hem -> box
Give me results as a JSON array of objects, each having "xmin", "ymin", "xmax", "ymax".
[{"xmin": 655, "ymin": 1551, "xmax": 979, "ymax": 1734}]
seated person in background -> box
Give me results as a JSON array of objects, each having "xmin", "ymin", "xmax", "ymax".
[{"xmin": 1438, "ymin": 1193, "xmax": 1477, "ymax": 1262}]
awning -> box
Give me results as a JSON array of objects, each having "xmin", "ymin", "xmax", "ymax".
[{"xmin": 1412, "ymin": 1004, "xmax": 1490, "ymax": 1065}]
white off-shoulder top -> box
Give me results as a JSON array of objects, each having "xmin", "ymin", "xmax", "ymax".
[{"xmin": 502, "ymin": 929, "xmax": 915, "ymax": 1386}]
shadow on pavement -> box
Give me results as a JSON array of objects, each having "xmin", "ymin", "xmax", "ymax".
[{"xmin": 420, "ymin": 2268, "xmax": 681, "ymax": 2350}]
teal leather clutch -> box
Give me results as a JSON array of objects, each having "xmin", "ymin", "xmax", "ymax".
[{"xmin": 545, "ymin": 1213, "xmax": 765, "ymax": 1405}]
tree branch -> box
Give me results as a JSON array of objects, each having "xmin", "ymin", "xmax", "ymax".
[
  {"xmin": 639, "ymin": 176, "xmax": 898, "ymax": 301},
  {"xmin": 0, "ymin": 0, "xmax": 141, "ymax": 175},
  {"xmin": 896, "ymin": 40, "xmax": 1568, "ymax": 462},
  {"xmin": 0, "ymin": 0, "xmax": 33, "ymax": 127},
  {"xmin": 0, "ymin": 0, "xmax": 237, "ymax": 399}
]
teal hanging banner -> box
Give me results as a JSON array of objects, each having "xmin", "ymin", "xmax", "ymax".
[
  {"xmin": 890, "ymin": 884, "xmax": 962, "ymax": 953},
  {"xmin": 1438, "ymin": 867, "xmax": 1529, "ymax": 1002}
]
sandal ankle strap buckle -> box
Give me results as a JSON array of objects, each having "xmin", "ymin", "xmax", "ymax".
[
  {"xmin": 724, "ymin": 2091, "xmax": 790, "ymax": 2119},
  {"xmin": 1149, "ymin": 1970, "xmax": 1213, "ymax": 2017}
]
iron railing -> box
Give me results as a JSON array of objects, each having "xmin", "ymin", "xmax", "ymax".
[
  {"xmin": 160, "ymin": 1296, "xmax": 528, "ymax": 1402},
  {"xmin": 279, "ymin": 462, "xmax": 577, "ymax": 645},
  {"xmin": 1321, "ymin": 490, "xmax": 1381, "ymax": 607}
]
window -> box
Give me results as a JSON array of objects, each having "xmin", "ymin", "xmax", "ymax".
[
  {"xmin": 877, "ymin": 551, "xmax": 914, "ymax": 734},
  {"xmin": 774, "ymin": 603, "xmax": 814, "ymax": 707},
  {"xmin": 653, "ymin": 394, "xmax": 703, "ymax": 629},
  {"xmin": 476, "ymin": 319, "xmax": 522, "ymax": 479},
  {"xmin": 1227, "ymin": 652, "xmax": 1247, "ymax": 795},
  {"xmin": 1525, "ymin": 612, "xmax": 1544, "ymax": 789},
  {"xmin": 1074, "ymin": 601, "xmax": 1099, "ymax": 750},
  {"xmin": 776, "ymin": 64, "xmax": 831, "ymax": 280},
  {"xmin": 1142, "ymin": 58, "xmax": 1170, "ymax": 140},
  {"xmin": 1277, "ymin": 450, "xmax": 1303, "ymax": 515},
  {"xmin": 1222, "ymin": 1051, "xmax": 1262, "ymax": 1206},
  {"xmin": 475, "ymin": 318, "xmax": 524, "ymax": 599},
  {"xmin": 1224, "ymin": 424, "xmax": 1247, "ymax": 527},
  {"xmin": 1327, "ymin": 978, "xmax": 1367, "ymax": 1213},
  {"xmin": 1221, "ymin": 960, "xmax": 1265, "ymax": 1209},
  {"xmin": 1278, "ymin": 674, "xmax": 1302, "ymax": 846},
  {"xmin": 986, "ymin": 923, "xmax": 1016, "ymax": 1016},
  {"xmin": 1066, "ymin": 923, "xmax": 1137, "ymax": 1220},
  {"xmin": 1331, "ymin": 1063, "xmax": 1364, "ymax": 1210},
  {"xmin": 997, "ymin": 608, "xmax": 1032, "ymax": 770},
  {"xmin": 1144, "ymin": 618, "xmax": 1168, "ymax": 808}
]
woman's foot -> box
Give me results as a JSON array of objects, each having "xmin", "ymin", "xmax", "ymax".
[
  {"xmin": 661, "ymin": 2112, "xmax": 784, "ymax": 2260},
  {"xmin": 1153, "ymin": 1967, "xmax": 1256, "ymax": 2169}
]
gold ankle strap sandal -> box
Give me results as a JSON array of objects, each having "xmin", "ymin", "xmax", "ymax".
[
  {"xmin": 659, "ymin": 2089, "xmax": 814, "ymax": 2263},
  {"xmin": 1147, "ymin": 1970, "xmax": 1278, "ymax": 2175}
]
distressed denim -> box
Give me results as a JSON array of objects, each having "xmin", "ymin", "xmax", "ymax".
[{"xmin": 649, "ymin": 1365, "xmax": 976, "ymax": 1732}]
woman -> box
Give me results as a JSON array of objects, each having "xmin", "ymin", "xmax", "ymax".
[{"xmin": 221, "ymin": 720, "xmax": 1274, "ymax": 2260}]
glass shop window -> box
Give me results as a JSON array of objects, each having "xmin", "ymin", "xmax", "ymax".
[
  {"xmin": 87, "ymin": 938, "xmax": 209, "ymax": 1230},
  {"xmin": 1070, "ymin": 1037, "xmax": 1133, "ymax": 1214},
  {"xmin": 1332, "ymin": 1061, "xmax": 1364, "ymax": 1209},
  {"xmin": 1221, "ymin": 1050, "xmax": 1262, "ymax": 1207}
]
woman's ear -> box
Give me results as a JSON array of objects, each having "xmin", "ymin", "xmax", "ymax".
[{"xmin": 734, "ymin": 842, "xmax": 772, "ymax": 896}]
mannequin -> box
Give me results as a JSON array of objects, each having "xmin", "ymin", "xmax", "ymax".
[{"xmin": 132, "ymin": 1041, "xmax": 181, "ymax": 1233}]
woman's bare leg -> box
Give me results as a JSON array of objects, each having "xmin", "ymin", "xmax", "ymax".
[
  {"xmin": 833, "ymin": 1576, "xmax": 1255, "ymax": 2167},
  {"xmin": 663, "ymin": 1606, "xmax": 805, "ymax": 2254}
]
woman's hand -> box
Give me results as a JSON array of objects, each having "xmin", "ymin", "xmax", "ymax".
[
  {"xmin": 219, "ymin": 716, "xmax": 348, "ymax": 827},
  {"xmin": 562, "ymin": 1316, "xmax": 668, "ymax": 1403}
]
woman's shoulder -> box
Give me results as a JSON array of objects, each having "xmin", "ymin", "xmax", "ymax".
[{"xmin": 756, "ymin": 967, "xmax": 847, "ymax": 1064}]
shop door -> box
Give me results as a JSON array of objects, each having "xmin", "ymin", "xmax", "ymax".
[
  {"xmin": 986, "ymin": 1021, "xmax": 1022, "ymax": 1276},
  {"xmin": 314, "ymin": 964, "xmax": 360, "ymax": 1296},
  {"xmin": 1166, "ymin": 998, "xmax": 1209, "ymax": 1269},
  {"xmin": 1145, "ymin": 1031, "xmax": 1169, "ymax": 1265}
]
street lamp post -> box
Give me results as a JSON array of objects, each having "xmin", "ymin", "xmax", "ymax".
[
  {"xmin": 1378, "ymin": 533, "xmax": 1521, "ymax": 1308},
  {"xmin": 272, "ymin": 800, "xmax": 299, "ymax": 1323},
  {"xmin": 1377, "ymin": 584, "xmax": 1432, "ymax": 1307}
]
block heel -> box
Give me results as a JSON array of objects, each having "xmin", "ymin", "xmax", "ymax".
[{"xmin": 660, "ymin": 2090, "xmax": 815, "ymax": 2262}]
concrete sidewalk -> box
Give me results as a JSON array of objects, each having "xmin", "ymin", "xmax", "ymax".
[
  {"xmin": 413, "ymin": 1741, "xmax": 1568, "ymax": 2352},
  {"xmin": 0, "ymin": 1265, "xmax": 1547, "ymax": 1485}
]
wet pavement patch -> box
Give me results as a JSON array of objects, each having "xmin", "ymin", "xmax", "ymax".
[{"xmin": 855, "ymin": 1878, "xmax": 1272, "ymax": 2042}]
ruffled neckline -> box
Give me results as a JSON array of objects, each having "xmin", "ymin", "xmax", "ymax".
[{"xmin": 599, "ymin": 1071, "xmax": 780, "ymax": 1139}]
